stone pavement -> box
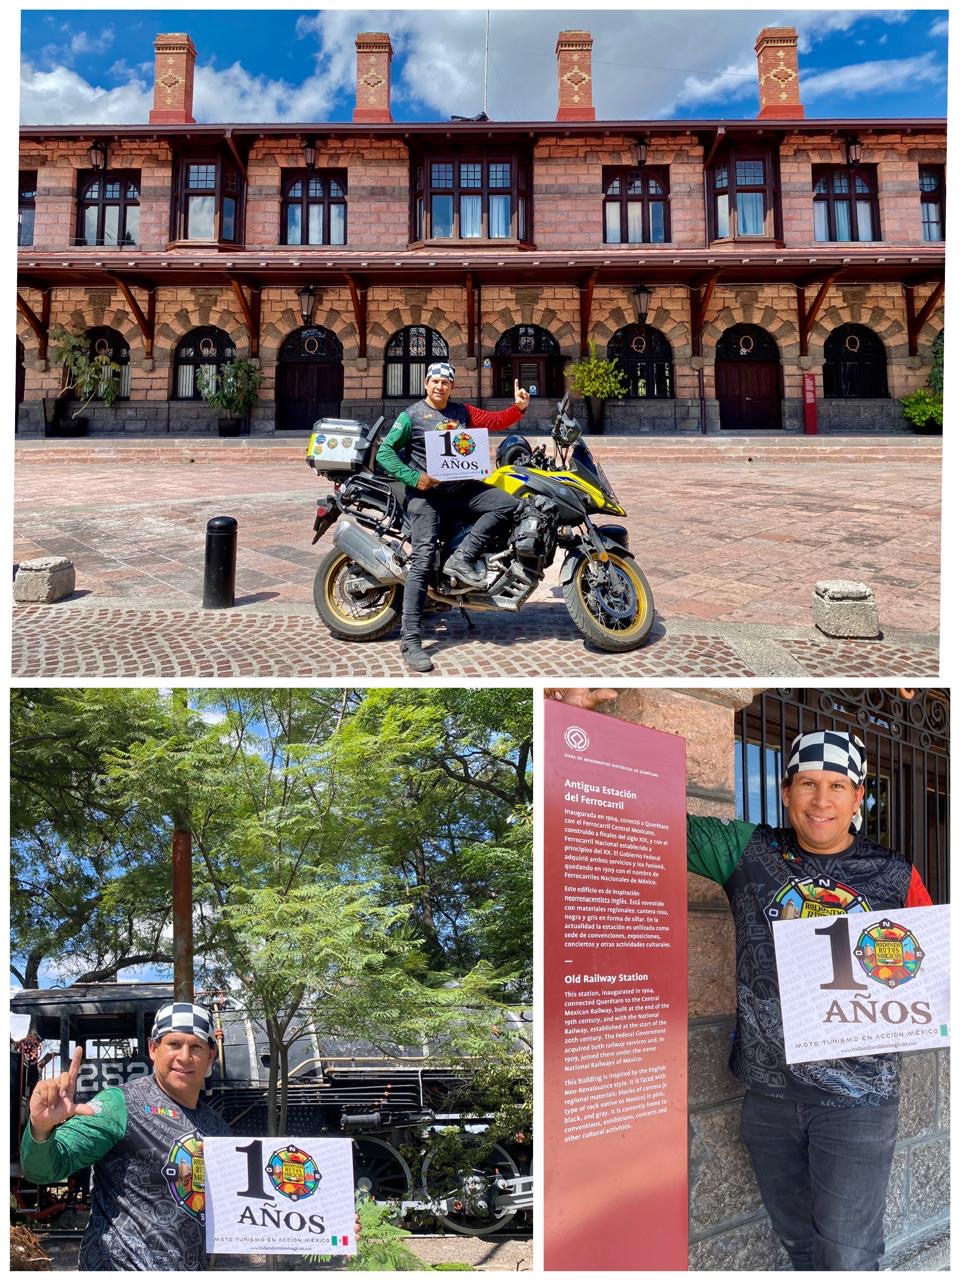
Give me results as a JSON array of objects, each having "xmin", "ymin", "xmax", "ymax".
[{"xmin": 13, "ymin": 437, "xmax": 941, "ymax": 679}]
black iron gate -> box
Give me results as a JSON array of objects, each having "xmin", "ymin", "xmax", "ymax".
[{"xmin": 734, "ymin": 689, "xmax": 949, "ymax": 904}]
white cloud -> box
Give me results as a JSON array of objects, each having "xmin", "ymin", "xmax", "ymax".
[
  {"xmin": 801, "ymin": 53, "xmax": 944, "ymax": 103},
  {"xmin": 20, "ymin": 60, "xmax": 152, "ymax": 125},
  {"xmin": 929, "ymin": 18, "xmax": 949, "ymax": 38}
]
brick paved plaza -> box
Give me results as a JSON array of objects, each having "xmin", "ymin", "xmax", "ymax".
[{"xmin": 13, "ymin": 437, "xmax": 941, "ymax": 679}]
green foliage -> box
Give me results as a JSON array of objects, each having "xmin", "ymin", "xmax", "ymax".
[
  {"xmin": 309, "ymin": 1195, "xmax": 455, "ymax": 1271},
  {"xmin": 565, "ymin": 339, "xmax": 628, "ymax": 401},
  {"xmin": 899, "ymin": 387, "xmax": 943, "ymax": 432},
  {"xmin": 929, "ymin": 330, "xmax": 944, "ymax": 393},
  {"xmin": 49, "ymin": 325, "xmax": 121, "ymax": 414},
  {"xmin": 196, "ymin": 355, "xmax": 263, "ymax": 416}
]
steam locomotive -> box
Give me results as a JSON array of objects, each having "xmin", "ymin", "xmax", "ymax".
[{"xmin": 11, "ymin": 982, "xmax": 532, "ymax": 1238}]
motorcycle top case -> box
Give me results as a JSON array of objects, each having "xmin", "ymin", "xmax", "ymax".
[{"xmin": 306, "ymin": 418, "xmax": 368, "ymax": 473}]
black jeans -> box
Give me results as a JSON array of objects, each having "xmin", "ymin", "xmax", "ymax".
[
  {"xmin": 741, "ymin": 1089, "xmax": 899, "ymax": 1271},
  {"xmin": 401, "ymin": 481, "xmax": 517, "ymax": 642}
]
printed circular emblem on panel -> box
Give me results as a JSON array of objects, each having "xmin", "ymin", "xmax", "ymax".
[
  {"xmin": 266, "ymin": 1145, "xmax": 321, "ymax": 1201},
  {"xmin": 854, "ymin": 919, "xmax": 924, "ymax": 988}
]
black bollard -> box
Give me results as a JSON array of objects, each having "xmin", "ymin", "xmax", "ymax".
[{"xmin": 203, "ymin": 515, "xmax": 237, "ymax": 608}]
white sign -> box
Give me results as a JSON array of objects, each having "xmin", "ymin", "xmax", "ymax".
[
  {"xmin": 424, "ymin": 425, "xmax": 492, "ymax": 480},
  {"xmin": 204, "ymin": 1135, "xmax": 356, "ymax": 1256},
  {"xmin": 773, "ymin": 904, "xmax": 950, "ymax": 1064}
]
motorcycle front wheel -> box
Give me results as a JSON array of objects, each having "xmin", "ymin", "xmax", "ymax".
[
  {"xmin": 313, "ymin": 549, "xmax": 401, "ymax": 641},
  {"xmin": 563, "ymin": 550, "xmax": 655, "ymax": 651}
]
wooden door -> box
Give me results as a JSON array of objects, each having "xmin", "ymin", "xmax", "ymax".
[
  {"xmin": 276, "ymin": 361, "xmax": 343, "ymax": 430},
  {"xmin": 715, "ymin": 360, "xmax": 781, "ymax": 430}
]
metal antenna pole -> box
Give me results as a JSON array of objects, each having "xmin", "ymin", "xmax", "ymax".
[{"xmin": 482, "ymin": 10, "xmax": 490, "ymax": 116}]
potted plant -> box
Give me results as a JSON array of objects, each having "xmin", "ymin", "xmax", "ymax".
[
  {"xmin": 899, "ymin": 387, "xmax": 942, "ymax": 435},
  {"xmin": 197, "ymin": 356, "xmax": 264, "ymax": 436},
  {"xmin": 47, "ymin": 325, "xmax": 121, "ymax": 436},
  {"xmin": 565, "ymin": 339, "xmax": 628, "ymax": 433}
]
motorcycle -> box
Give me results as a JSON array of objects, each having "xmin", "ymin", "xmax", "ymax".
[{"xmin": 305, "ymin": 394, "xmax": 655, "ymax": 652}]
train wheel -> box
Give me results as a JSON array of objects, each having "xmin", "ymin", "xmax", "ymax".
[
  {"xmin": 420, "ymin": 1137, "xmax": 520, "ymax": 1236},
  {"xmin": 353, "ymin": 1137, "xmax": 414, "ymax": 1203}
]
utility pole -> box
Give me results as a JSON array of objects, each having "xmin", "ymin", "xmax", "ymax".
[{"xmin": 482, "ymin": 10, "xmax": 490, "ymax": 117}]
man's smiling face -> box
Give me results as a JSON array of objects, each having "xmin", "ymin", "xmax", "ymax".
[
  {"xmin": 781, "ymin": 769, "xmax": 865, "ymax": 855},
  {"xmin": 424, "ymin": 374, "xmax": 454, "ymax": 410},
  {"xmin": 149, "ymin": 1033, "xmax": 216, "ymax": 1107}
]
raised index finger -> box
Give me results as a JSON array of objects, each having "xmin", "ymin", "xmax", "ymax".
[
  {"xmin": 64, "ymin": 1045, "xmax": 84, "ymax": 1096},
  {"xmin": 514, "ymin": 378, "xmax": 520, "ymax": 395}
]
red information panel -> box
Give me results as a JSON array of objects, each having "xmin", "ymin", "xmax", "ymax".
[{"xmin": 543, "ymin": 700, "xmax": 688, "ymax": 1271}]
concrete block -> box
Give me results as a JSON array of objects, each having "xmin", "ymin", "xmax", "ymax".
[
  {"xmin": 907, "ymin": 1138, "xmax": 950, "ymax": 1223},
  {"xmin": 813, "ymin": 580, "xmax": 881, "ymax": 638},
  {"xmin": 883, "ymin": 1147, "xmax": 909, "ymax": 1242},
  {"xmin": 688, "ymin": 1100, "xmax": 762, "ymax": 1232},
  {"xmin": 897, "ymin": 1051, "xmax": 938, "ymax": 1140},
  {"xmin": 936, "ymin": 1050, "xmax": 949, "ymax": 1129},
  {"xmin": 689, "ymin": 1217, "xmax": 789, "ymax": 1271},
  {"xmin": 688, "ymin": 1021, "xmax": 742, "ymax": 1108},
  {"xmin": 688, "ymin": 911, "xmax": 736, "ymax": 1016},
  {"xmin": 14, "ymin": 556, "xmax": 76, "ymax": 603}
]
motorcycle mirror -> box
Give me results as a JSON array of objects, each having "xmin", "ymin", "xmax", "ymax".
[{"xmin": 557, "ymin": 392, "xmax": 570, "ymax": 417}]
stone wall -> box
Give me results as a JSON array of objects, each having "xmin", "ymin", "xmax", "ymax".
[{"xmin": 591, "ymin": 688, "xmax": 950, "ymax": 1270}]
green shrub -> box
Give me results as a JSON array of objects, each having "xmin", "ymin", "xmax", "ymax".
[
  {"xmin": 566, "ymin": 339, "xmax": 628, "ymax": 400},
  {"xmin": 899, "ymin": 387, "xmax": 943, "ymax": 433},
  {"xmin": 196, "ymin": 355, "xmax": 263, "ymax": 416}
]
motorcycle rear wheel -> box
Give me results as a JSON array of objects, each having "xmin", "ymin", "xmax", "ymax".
[
  {"xmin": 313, "ymin": 549, "xmax": 401, "ymax": 641},
  {"xmin": 563, "ymin": 550, "xmax": 655, "ymax": 651}
]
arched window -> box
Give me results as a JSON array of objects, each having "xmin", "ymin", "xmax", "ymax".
[
  {"xmin": 607, "ymin": 325, "xmax": 674, "ymax": 398},
  {"xmin": 76, "ymin": 171, "xmax": 140, "ymax": 246},
  {"xmin": 278, "ymin": 326, "xmax": 343, "ymax": 363},
  {"xmin": 823, "ymin": 325, "xmax": 888, "ymax": 398},
  {"xmin": 383, "ymin": 326, "xmax": 448, "ymax": 399},
  {"xmin": 715, "ymin": 324, "xmax": 780, "ymax": 361},
  {"xmin": 85, "ymin": 326, "xmax": 131, "ymax": 398},
  {"xmin": 173, "ymin": 326, "xmax": 236, "ymax": 400},
  {"xmin": 493, "ymin": 325, "xmax": 563, "ymax": 398}
]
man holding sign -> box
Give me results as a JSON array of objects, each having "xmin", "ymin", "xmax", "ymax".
[
  {"xmin": 377, "ymin": 362, "xmax": 529, "ymax": 672},
  {"xmin": 21, "ymin": 1002, "xmax": 231, "ymax": 1270},
  {"xmin": 686, "ymin": 730, "xmax": 933, "ymax": 1271}
]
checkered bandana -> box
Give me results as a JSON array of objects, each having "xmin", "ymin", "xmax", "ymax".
[
  {"xmin": 426, "ymin": 362, "xmax": 455, "ymax": 382},
  {"xmin": 786, "ymin": 730, "xmax": 867, "ymax": 831},
  {"xmin": 150, "ymin": 1002, "xmax": 215, "ymax": 1045}
]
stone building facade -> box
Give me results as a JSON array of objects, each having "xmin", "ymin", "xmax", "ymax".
[
  {"xmin": 597, "ymin": 687, "xmax": 950, "ymax": 1270},
  {"xmin": 16, "ymin": 26, "xmax": 944, "ymax": 436}
]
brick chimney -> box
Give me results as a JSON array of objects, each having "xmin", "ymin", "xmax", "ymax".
[
  {"xmin": 755, "ymin": 27, "xmax": 805, "ymax": 119},
  {"xmin": 556, "ymin": 30, "xmax": 596, "ymax": 122},
  {"xmin": 353, "ymin": 33, "xmax": 393, "ymax": 123},
  {"xmin": 149, "ymin": 33, "xmax": 197, "ymax": 125}
]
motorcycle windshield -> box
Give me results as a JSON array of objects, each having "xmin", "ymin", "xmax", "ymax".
[{"xmin": 571, "ymin": 438, "xmax": 618, "ymax": 503}]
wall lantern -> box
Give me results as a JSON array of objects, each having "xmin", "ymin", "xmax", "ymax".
[
  {"xmin": 845, "ymin": 136, "xmax": 863, "ymax": 167},
  {"xmin": 298, "ymin": 284, "xmax": 317, "ymax": 325},
  {"xmin": 88, "ymin": 139, "xmax": 108, "ymax": 171},
  {"xmin": 632, "ymin": 283, "xmax": 652, "ymax": 326},
  {"xmin": 634, "ymin": 138, "xmax": 648, "ymax": 168},
  {"xmin": 302, "ymin": 139, "xmax": 317, "ymax": 170}
]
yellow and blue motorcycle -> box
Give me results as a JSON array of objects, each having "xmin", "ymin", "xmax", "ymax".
[{"xmin": 307, "ymin": 394, "xmax": 655, "ymax": 651}]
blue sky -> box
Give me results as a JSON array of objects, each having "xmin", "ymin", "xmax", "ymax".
[{"xmin": 19, "ymin": 8, "xmax": 949, "ymax": 125}]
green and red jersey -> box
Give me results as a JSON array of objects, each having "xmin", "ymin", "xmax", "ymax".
[
  {"xmin": 687, "ymin": 816, "xmax": 932, "ymax": 1107},
  {"xmin": 377, "ymin": 398, "xmax": 523, "ymax": 489}
]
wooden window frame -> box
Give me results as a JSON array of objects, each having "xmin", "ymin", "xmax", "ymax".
[
  {"xmin": 280, "ymin": 169, "xmax": 347, "ymax": 246},
  {"xmin": 171, "ymin": 151, "xmax": 244, "ymax": 245},
  {"xmin": 411, "ymin": 148, "xmax": 532, "ymax": 245},
  {"xmin": 709, "ymin": 146, "xmax": 780, "ymax": 242},
  {"xmin": 602, "ymin": 166, "xmax": 670, "ymax": 244},
  {"xmin": 812, "ymin": 164, "xmax": 881, "ymax": 243},
  {"xmin": 919, "ymin": 164, "xmax": 945, "ymax": 243},
  {"xmin": 75, "ymin": 169, "xmax": 141, "ymax": 247}
]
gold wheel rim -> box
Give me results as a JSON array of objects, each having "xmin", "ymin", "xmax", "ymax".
[
  {"xmin": 576, "ymin": 552, "xmax": 649, "ymax": 637},
  {"xmin": 324, "ymin": 554, "xmax": 396, "ymax": 627}
]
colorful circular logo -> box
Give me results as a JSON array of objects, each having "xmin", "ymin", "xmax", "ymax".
[
  {"xmin": 162, "ymin": 1131, "xmax": 206, "ymax": 1221},
  {"xmin": 452, "ymin": 431, "xmax": 476, "ymax": 457},
  {"xmin": 854, "ymin": 919, "xmax": 924, "ymax": 988},
  {"xmin": 766, "ymin": 876, "xmax": 870, "ymax": 924},
  {"xmin": 266, "ymin": 1145, "xmax": 321, "ymax": 1201}
]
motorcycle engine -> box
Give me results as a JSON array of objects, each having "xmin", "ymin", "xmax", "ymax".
[{"xmin": 511, "ymin": 494, "xmax": 558, "ymax": 568}]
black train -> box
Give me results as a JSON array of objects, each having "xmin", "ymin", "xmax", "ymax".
[{"xmin": 11, "ymin": 982, "xmax": 531, "ymax": 1237}]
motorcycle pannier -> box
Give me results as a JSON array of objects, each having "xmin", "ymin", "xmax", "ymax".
[{"xmin": 306, "ymin": 418, "xmax": 378, "ymax": 474}]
